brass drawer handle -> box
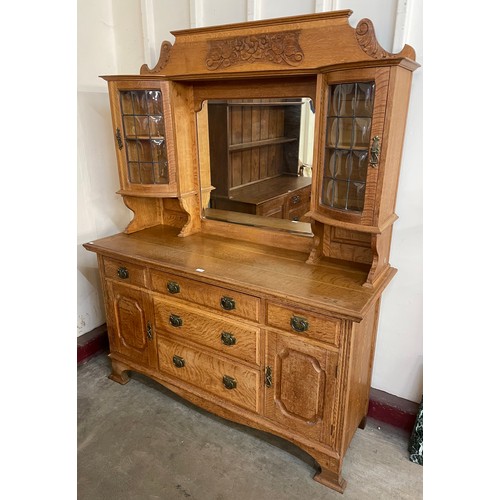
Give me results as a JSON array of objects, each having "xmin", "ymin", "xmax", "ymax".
[
  {"xmin": 221, "ymin": 331, "xmax": 237, "ymax": 346},
  {"xmin": 290, "ymin": 315, "xmax": 309, "ymax": 333},
  {"xmin": 172, "ymin": 355, "xmax": 185, "ymax": 368},
  {"xmin": 222, "ymin": 375, "xmax": 237, "ymax": 390},
  {"xmin": 291, "ymin": 195, "xmax": 301, "ymax": 205},
  {"xmin": 167, "ymin": 281, "xmax": 180, "ymax": 294},
  {"xmin": 169, "ymin": 314, "xmax": 183, "ymax": 328},
  {"xmin": 220, "ymin": 296, "xmax": 236, "ymax": 311},
  {"xmin": 117, "ymin": 267, "xmax": 129, "ymax": 279}
]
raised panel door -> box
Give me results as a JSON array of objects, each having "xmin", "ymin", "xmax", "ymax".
[
  {"xmin": 264, "ymin": 331, "xmax": 339, "ymax": 444},
  {"xmin": 105, "ymin": 281, "xmax": 156, "ymax": 368}
]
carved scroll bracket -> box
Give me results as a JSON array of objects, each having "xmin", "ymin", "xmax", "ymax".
[
  {"xmin": 140, "ymin": 41, "xmax": 173, "ymax": 75},
  {"xmin": 206, "ymin": 30, "xmax": 304, "ymax": 70},
  {"xmin": 355, "ymin": 18, "xmax": 416, "ymax": 61}
]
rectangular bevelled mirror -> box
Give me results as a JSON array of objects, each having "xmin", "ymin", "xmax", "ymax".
[
  {"xmin": 197, "ymin": 96, "xmax": 315, "ymax": 236},
  {"xmin": 321, "ymin": 82, "xmax": 375, "ymax": 212}
]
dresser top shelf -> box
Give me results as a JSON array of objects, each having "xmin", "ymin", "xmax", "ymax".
[{"xmin": 84, "ymin": 225, "xmax": 395, "ymax": 321}]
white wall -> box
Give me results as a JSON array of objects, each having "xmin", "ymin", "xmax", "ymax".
[{"xmin": 77, "ymin": 0, "xmax": 422, "ymax": 402}]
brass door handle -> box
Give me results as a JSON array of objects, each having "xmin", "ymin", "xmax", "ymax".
[
  {"xmin": 369, "ymin": 135, "xmax": 381, "ymax": 167},
  {"xmin": 115, "ymin": 128, "xmax": 123, "ymax": 150}
]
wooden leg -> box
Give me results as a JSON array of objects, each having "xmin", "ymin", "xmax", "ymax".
[
  {"xmin": 310, "ymin": 451, "xmax": 346, "ymax": 493},
  {"xmin": 358, "ymin": 415, "xmax": 367, "ymax": 429},
  {"xmin": 108, "ymin": 359, "xmax": 130, "ymax": 385}
]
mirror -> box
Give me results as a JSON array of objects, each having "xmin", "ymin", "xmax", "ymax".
[{"xmin": 197, "ymin": 96, "xmax": 315, "ymax": 236}]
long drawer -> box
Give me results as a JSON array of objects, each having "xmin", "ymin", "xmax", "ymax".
[
  {"xmin": 154, "ymin": 297, "xmax": 260, "ymax": 365},
  {"xmin": 150, "ymin": 269, "xmax": 260, "ymax": 322},
  {"xmin": 266, "ymin": 302, "xmax": 341, "ymax": 347},
  {"xmin": 157, "ymin": 336, "xmax": 260, "ymax": 413}
]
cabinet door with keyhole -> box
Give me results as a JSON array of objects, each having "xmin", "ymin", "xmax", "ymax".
[
  {"xmin": 105, "ymin": 281, "xmax": 157, "ymax": 369},
  {"xmin": 264, "ymin": 331, "xmax": 340, "ymax": 445}
]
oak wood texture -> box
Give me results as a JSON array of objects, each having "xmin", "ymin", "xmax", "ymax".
[
  {"xmin": 85, "ymin": 224, "xmax": 394, "ymax": 492},
  {"xmin": 87, "ymin": 10, "xmax": 419, "ymax": 493},
  {"xmin": 154, "ymin": 296, "xmax": 260, "ymax": 365}
]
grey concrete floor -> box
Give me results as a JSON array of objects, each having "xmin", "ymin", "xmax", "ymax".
[{"xmin": 78, "ymin": 353, "xmax": 422, "ymax": 500}]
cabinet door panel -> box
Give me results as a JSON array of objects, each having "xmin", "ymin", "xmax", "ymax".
[
  {"xmin": 316, "ymin": 67, "xmax": 390, "ymax": 226},
  {"xmin": 264, "ymin": 332, "xmax": 339, "ymax": 444},
  {"xmin": 106, "ymin": 282, "xmax": 155, "ymax": 367}
]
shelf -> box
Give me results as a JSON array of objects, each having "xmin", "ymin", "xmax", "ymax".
[
  {"xmin": 228, "ymin": 137, "xmax": 297, "ymax": 152},
  {"xmin": 125, "ymin": 136, "xmax": 165, "ymax": 141},
  {"xmin": 227, "ymin": 101, "xmax": 304, "ymax": 107}
]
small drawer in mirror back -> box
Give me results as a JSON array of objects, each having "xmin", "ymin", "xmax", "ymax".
[
  {"xmin": 103, "ymin": 257, "xmax": 146, "ymax": 288},
  {"xmin": 150, "ymin": 269, "xmax": 260, "ymax": 323}
]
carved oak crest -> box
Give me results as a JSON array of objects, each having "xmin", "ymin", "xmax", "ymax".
[{"xmin": 205, "ymin": 30, "xmax": 304, "ymax": 70}]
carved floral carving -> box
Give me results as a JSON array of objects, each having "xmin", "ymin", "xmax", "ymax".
[{"xmin": 206, "ymin": 30, "xmax": 304, "ymax": 70}]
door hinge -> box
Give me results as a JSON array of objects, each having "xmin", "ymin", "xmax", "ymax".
[
  {"xmin": 146, "ymin": 321, "xmax": 153, "ymax": 340},
  {"xmin": 264, "ymin": 366, "xmax": 272, "ymax": 388}
]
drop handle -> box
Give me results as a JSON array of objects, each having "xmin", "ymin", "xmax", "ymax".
[
  {"xmin": 117, "ymin": 267, "xmax": 129, "ymax": 279},
  {"xmin": 222, "ymin": 375, "xmax": 237, "ymax": 390},
  {"xmin": 167, "ymin": 281, "xmax": 180, "ymax": 294},
  {"xmin": 221, "ymin": 332, "xmax": 237, "ymax": 346},
  {"xmin": 169, "ymin": 314, "xmax": 183, "ymax": 328},
  {"xmin": 220, "ymin": 296, "xmax": 236, "ymax": 311},
  {"xmin": 290, "ymin": 315, "xmax": 309, "ymax": 333},
  {"xmin": 172, "ymin": 355, "xmax": 185, "ymax": 368}
]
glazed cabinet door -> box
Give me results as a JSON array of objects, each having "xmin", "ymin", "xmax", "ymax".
[
  {"xmin": 107, "ymin": 79, "xmax": 177, "ymax": 197},
  {"xmin": 314, "ymin": 67, "xmax": 390, "ymax": 226},
  {"xmin": 105, "ymin": 281, "xmax": 157, "ymax": 369},
  {"xmin": 264, "ymin": 332, "xmax": 339, "ymax": 444}
]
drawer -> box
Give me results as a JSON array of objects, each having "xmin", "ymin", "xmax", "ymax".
[
  {"xmin": 157, "ymin": 336, "xmax": 259, "ymax": 413},
  {"xmin": 103, "ymin": 257, "xmax": 146, "ymax": 287},
  {"xmin": 286, "ymin": 186, "xmax": 311, "ymax": 209},
  {"xmin": 154, "ymin": 297, "xmax": 260, "ymax": 365},
  {"xmin": 257, "ymin": 196, "xmax": 285, "ymax": 218},
  {"xmin": 266, "ymin": 302, "xmax": 341, "ymax": 347},
  {"xmin": 150, "ymin": 269, "xmax": 260, "ymax": 322}
]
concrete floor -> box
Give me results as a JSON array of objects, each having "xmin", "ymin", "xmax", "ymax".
[{"xmin": 78, "ymin": 353, "xmax": 422, "ymax": 499}]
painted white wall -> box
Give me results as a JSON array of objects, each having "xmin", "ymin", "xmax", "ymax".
[{"xmin": 77, "ymin": 0, "xmax": 422, "ymax": 402}]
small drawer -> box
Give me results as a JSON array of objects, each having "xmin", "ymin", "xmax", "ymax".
[
  {"xmin": 103, "ymin": 257, "xmax": 146, "ymax": 287},
  {"xmin": 157, "ymin": 336, "xmax": 259, "ymax": 413},
  {"xmin": 150, "ymin": 269, "xmax": 260, "ymax": 322},
  {"xmin": 154, "ymin": 298, "xmax": 260, "ymax": 365},
  {"xmin": 266, "ymin": 302, "xmax": 341, "ymax": 347}
]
